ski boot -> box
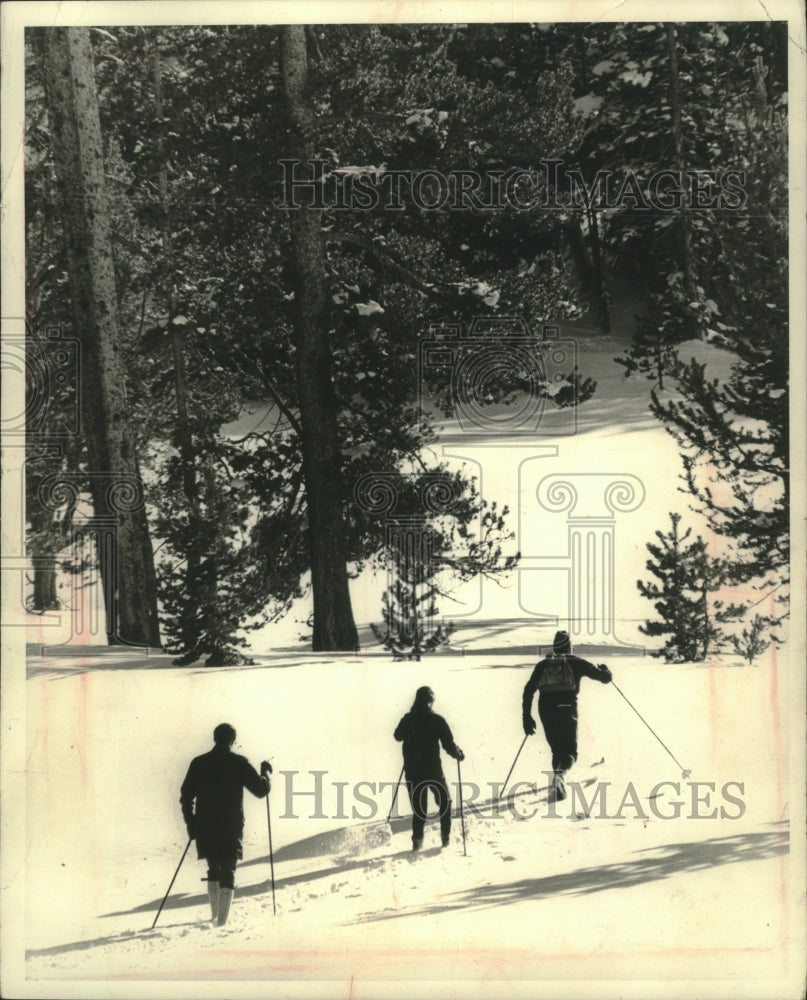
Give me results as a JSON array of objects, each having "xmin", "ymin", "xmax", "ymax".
[{"xmin": 552, "ymin": 771, "xmax": 567, "ymax": 802}]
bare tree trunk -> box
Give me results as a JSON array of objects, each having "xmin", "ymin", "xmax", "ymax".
[
  {"xmin": 152, "ymin": 47, "xmax": 206, "ymax": 660},
  {"xmin": 32, "ymin": 563, "xmax": 59, "ymax": 611},
  {"xmin": 281, "ymin": 25, "xmax": 358, "ymax": 651},
  {"xmin": 45, "ymin": 27, "xmax": 160, "ymax": 646},
  {"xmin": 586, "ymin": 207, "xmax": 611, "ymax": 333}
]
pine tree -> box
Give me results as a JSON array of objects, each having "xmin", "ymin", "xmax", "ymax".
[
  {"xmin": 615, "ymin": 294, "xmax": 689, "ymax": 390},
  {"xmin": 44, "ymin": 27, "xmax": 160, "ymax": 646},
  {"xmin": 281, "ymin": 25, "xmax": 359, "ymax": 652},
  {"xmin": 365, "ymin": 473, "xmax": 517, "ymax": 659},
  {"xmin": 372, "ymin": 577, "xmax": 455, "ymax": 661},
  {"xmin": 638, "ymin": 513, "xmax": 725, "ymax": 662},
  {"xmin": 647, "ymin": 63, "xmax": 788, "ymax": 606},
  {"xmin": 597, "ymin": 24, "xmax": 789, "ymax": 626},
  {"xmin": 731, "ymin": 613, "xmax": 773, "ymax": 664}
]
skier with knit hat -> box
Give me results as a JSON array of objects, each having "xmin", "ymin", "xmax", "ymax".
[
  {"xmin": 180, "ymin": 723, "xmax": 272, "ymax": 927},
  {"xmin": 394, "ymin": 686, "xmax": 464, "ymax": 851},
  {"xmin": 522, "ymin": 631, "xmax": 612, "ymax": 802}
]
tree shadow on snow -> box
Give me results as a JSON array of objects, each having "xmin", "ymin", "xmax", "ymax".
[
  {"xmin": 94, "ymin": 782, "xmax": 558, "ymax": 928},
  {"xmin": 25, "ymin": 646, "xmax": 356, "ymax": 678},
  {"xmin": 93, "ymin": 844, "xmax": 402, "ymax": 927},
  {"xmin": 28, "ymin": 829, "xmax": 427, "ymax": 961},
  {"xmin": 354, "ymin": 822, "xmax": 790, "ymax": 924},
  {"xmin": 28, "ymin": 821, "xmax": 787, "ymax": 960},
  {"xmin": 26, "ymin": 630, "xmax": 646, "ymax": 678}
]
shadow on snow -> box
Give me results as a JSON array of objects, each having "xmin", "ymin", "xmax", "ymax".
[
  {"xmin": 25, "ymin": 821, "xmax": 788, "ymax": 961},
  {"xmin": 353, "ymin": 823, "xmax": 790, "ymax": 924}
]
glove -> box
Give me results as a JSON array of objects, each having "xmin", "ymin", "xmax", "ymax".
[
  {"xmin": 454, "ymin": 747, "xmax": 465, "ymax": 762},
  {"xmin": 260, "ymin": 760, "xmax": 273, "ymax": 777},
  {"xmin": 186, "ymin": 817, "xmax": 196, "ymax": 840},
  {"xmin": 523, "ymin": 715, "xmax": 537, "ymax": 736},
  {"xmin": 598, "ymin": 664, "xmax": 613, "ymax": 684}
]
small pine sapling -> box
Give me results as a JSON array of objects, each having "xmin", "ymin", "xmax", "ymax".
[
  {"xmin": 731, "ymin": 613, "xmax": 773, "ymax": 664},
  {"xmin": 638, "ymin": 512, "xmax": 726, "ymax": 662}
]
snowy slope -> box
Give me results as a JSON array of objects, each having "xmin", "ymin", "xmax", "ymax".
[
  {"xmin": 5, "ymin": 297, "xmax": 803, "ymax": 999},
  {"xmin": 11, "ymin": 639, "xmax": 804, "ymax": 999}
]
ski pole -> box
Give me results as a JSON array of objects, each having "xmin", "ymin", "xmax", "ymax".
[
  {"xmin": 151, "ymin": 837, "xmax": 192, "ymax": 929},
  {"xmin": 265, "ymin": 790, "xmax": 277, "ymax": 916},
  {"xmin": 611, "ymin": 680, "xmax": 691, "ymax": 778},
  {"xmin": 386, "ymin": 765, "xmax": 405, "ymax": 822},
  {"xmin": 457, "ymin": 759, "xmax": 467, "ymax": 857},
  {"xmin": 500, "ymin": 735, "xmax": 528, "ymax": 801}
]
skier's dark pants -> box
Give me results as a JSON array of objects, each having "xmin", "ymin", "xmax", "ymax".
[
  {"xmin": 204, "ymin": 845, "xmax": 239, "ymax": 889},
  {"xmin": 406, "ymin": 775, "xmax": 451, "ymax": 843},
  {"xmin": 538, "ymin": 698, "xmax": 579, "ymax": 773}
]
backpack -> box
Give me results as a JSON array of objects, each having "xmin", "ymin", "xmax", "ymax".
[{"xmin": 537, "ymin": 654, "xmax": 577, "ymax": 693}]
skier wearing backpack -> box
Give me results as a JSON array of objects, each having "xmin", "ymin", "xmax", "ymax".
[
  {"xmin": 394, "ymin": 686, "xmax": 465, "ymax": 851},
  {"xmin": 180, "ymin": 723, "xmax": 272, "ymax": 927},
  {"xmin": 522, "ymin": 631, "xmax": 612, "ymax": 801}
]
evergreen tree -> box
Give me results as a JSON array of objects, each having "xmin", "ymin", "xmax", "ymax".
[
  {"xmin": 638, "ymin": 512, "xmax": 725, "ymax": 662},
  {"xmin": 586, "ymin": 23, "xmax": 791, "ymax": 624},
  {"xmin": 30, "ymin": 22, "xmax": 788, "ymax": 656},
  {"xmin": 649, "ymin": 48, "xmax": 788, "ymax": 604},
  {"xmin": 731, "ymin": 613, "xmax": 773, "ymax": 664},
  {"xmin": 365, "ymin": 471, "xmax": 518, "ymax": 659},
  {"xmin": 44, "ymin": 27, "xmax": 160, "ymax": 646},
  {"xmin": 372, "ymin": 567, "xmax": 456, "ymax": 662},
  {"xmin": 96, "ymin": 23, "xmax": 586, "ymax": 653},
  {"xmin": 24, "ymin": 38, "xmax": 83, "ymax": 612},
  {"xmin": 280, "ymin": 24, "xmax": 359, "ymax": 651},
  {"xmin": 615, "ymin": 294, "xmax": 689, "ymax": 390}
]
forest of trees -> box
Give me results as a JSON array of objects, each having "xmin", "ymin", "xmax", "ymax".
[{"xmin": 23, "ymin": 21, "xmax": 789, "ymax": 661}]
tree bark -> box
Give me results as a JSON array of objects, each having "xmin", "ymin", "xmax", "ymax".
[
  {"xmin": 152, "ymin": 47, "xmax": 205, "ymax": 659},
  {"xmin": 665, "ymin": 23, "xmax": 699, "ymax": 311},
  {"xmin": 281, "ymin": 25, "xmax": 358, "ymax": 651},
  {"xmin": 32, "ymin": 563, "xmax": 59, "ymax": 611},
  {"xmin": 586, "ymin": 207, "xmax": 611, "ymax": 333},
  {"xmin": 45, "ymin": 28, "xmax": 160, "ymax": 646}
]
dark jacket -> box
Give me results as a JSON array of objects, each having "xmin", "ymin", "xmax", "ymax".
[
  {"xmin": 180, "ymin": 745, "xmax": 268, "ymax": 859},
  {"xmin": 394, "ymin": 710, "xmax": 462, "ymax": 778},
  {"xmin": 523, "ymin": 654, "xmax": 609, "ymax": 716}
]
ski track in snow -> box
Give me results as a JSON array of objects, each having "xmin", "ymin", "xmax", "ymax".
[
  {"xmin": 19, "ymin": 647, "xmax": 797, "ymax": 994},
  {"xmin": 12, "ymin": 327, "xmax": 802, "ymax": 996}
]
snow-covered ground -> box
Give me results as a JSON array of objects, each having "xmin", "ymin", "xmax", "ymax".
[
  {"xmin": 3, "ymin": 323, "xmax": 804, "ymax": 998},
  {"xmin": 9, "ymin": 640, "xmax": 804, "ymax": 1000}
]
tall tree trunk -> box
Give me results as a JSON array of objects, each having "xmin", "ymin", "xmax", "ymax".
[
  {"xmin": 32, "ymin": 562, "xmax": 59, "ymax": 611},
  {"xmin": 665, "ymin": 23, "xmax": 699, "ymax": 313},
  {"xmin": 574, "ymin": 26, "xmax": 590, "ymax": 93},
  {"xmin": 586, "ymin": 207, "xmax": 611, "ymax": 333},
  {"xmin": 281, "ymin": 25, "xmax": 358, "ymax": 652},
  {"xmin": 152, "ymin": 47, "xmax": 205, "ymax": 659},
  {"xmin": 45, "ymin": 28, "xmax": 160, "ymax": 646}
]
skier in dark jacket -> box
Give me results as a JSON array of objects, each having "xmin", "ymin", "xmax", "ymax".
[
  {"xmin": 394, "ymin": 686, "xmax": 464, "ymax": 851},
  {"xmin": 522, "ymin": 631, "xmax": 612, "ymax": 802},
  {"xmin": 180, "ymin": 723, "xmax": 271, "ymax": 926}
]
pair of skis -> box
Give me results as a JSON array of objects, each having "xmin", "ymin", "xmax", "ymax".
[{"xmin": 504, "ymin": 679, "xmax": 691, "ymax": 799}]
